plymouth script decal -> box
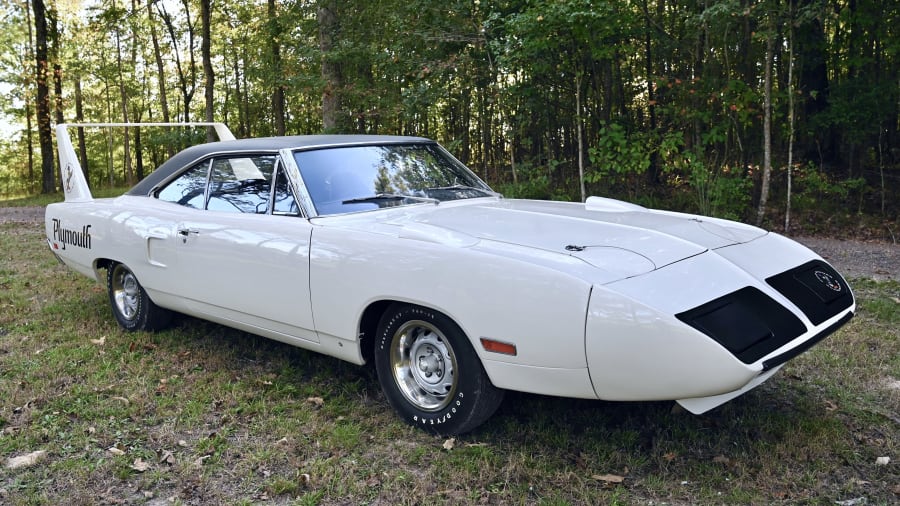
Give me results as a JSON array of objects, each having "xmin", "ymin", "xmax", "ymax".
[{"xmin": 52, "ymin": 218, "xmax": 92, "ymax": 250}]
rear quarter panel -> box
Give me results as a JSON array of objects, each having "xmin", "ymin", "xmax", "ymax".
[{"xmin": 45, "ymin": 199, "xmax": 116, "ymax": 281}]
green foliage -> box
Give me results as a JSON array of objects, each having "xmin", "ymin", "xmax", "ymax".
[
  {"xmin": 495, "ymin": 162, "xmax": 572, "ymax": 201},
  {"xmin": 585, "ymin": 121, "xmax": 651, "ymax": 189},
  {"xmin": 0, "ymin": 0, "xmax": 897, "ymax": 222},
  {"xmin": 660, "ymin": 137, "xmax": 752, "ymax": 220}
]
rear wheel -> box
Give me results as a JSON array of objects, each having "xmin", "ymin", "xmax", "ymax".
[
  {"xmin": 107, "ymin": 263, "xmax": 171, "ymax": 331},
  {"xmin": 374, "ymin": 303, "xmax": 503, "ymax": 435}
]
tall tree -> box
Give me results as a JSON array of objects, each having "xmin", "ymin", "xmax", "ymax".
[
  {"xmin": 147, "ymin": 0, "xmax": 174, "ymax": 155},
  {"xmin": 74, "ymin": 76, "xmax": 88, "ymax": 186},
  {"xmin": 200, "ymin": 0, "xmax": 214, "ymax": 141},
  {"xmin": 318, "ymin": 0, "xmax": 342, "ymax": 131},
  {"xmin": 757, "ymin": 9, "xmax": 774, "ymax": 226},
  {"xmin": 32, "ymin": 0, "xmax": 54, "ymax": 193},
  {"xmin": 112, "ymin": 0, "xmax": 134, "ymax": 185},
  {"xmin": 268, "ymin": 0, "xmax": 285, "ymax": 135},
  {"xmin": 159, "ymin": 0, "xmax": 197, "ymax": 123}
]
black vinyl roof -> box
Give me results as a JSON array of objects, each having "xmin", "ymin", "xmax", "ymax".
[{"xmin": 127, "ymin": 134, "xmax": 432, "ymax": 197}]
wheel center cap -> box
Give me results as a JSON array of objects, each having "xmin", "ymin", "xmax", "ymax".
[{"xmin": 417, "ymin": 351, "xmax": 442, "ymax": 376}]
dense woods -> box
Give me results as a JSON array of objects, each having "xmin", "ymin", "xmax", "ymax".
[{"xmin": 1, "ymin": 0, "xmax": 898, "ymax": 232}]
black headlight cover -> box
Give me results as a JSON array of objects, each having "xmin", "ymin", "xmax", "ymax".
[
  {"xmin": 676, "ymin": 286, "xmax": 807, "ymax": 364},
  {"xmin": 766, "ymin": 260, "xmax": 854, "ymax": 326}
]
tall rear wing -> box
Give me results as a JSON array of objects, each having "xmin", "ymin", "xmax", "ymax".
[{"xmin": 55, "ymin": 122, "xmax": 235, "ymax": 203}]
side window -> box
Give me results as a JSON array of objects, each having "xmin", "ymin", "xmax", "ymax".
[
  {"xmin": 272, "ymin": 163, "xmax": 301, "ymax": 215},
  {"xmin": 157, "ymin": 161, "xmax": 210, "ymax": 208},
  {"xmin": 157, "ymin": 155, "xmax": 298, "ymax": 215},
  {"xmin": 207, "ymin": 156, "xmax": 276, "ymax": 214}
]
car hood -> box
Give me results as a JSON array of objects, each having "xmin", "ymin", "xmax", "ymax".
[
  {"xmin": 395, "ymin": 198, "xmax": 767, "ymax": 281},
  {"xmin": 322, "ymin": 197, "xmax": 767, "ymax": 284}
]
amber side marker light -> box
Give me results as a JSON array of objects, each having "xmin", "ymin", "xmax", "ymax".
[{"xmin": 480, "ymin": 338, "xmax": 517, "ymax": 356}]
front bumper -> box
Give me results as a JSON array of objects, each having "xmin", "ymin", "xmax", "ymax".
[{"xmin": 585, "ymin": 242, "xmax": 855, "ymax": 408}]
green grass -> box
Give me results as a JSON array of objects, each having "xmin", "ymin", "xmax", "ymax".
[
  {"xmin": 0, "ymin": 218, "xmax": 898, "ymax": 505},
  {"xmin": 0, "ymin": 186, "xmax": 130, "ymax": 206}
]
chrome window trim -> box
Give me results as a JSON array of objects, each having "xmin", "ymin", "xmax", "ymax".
[
  {"xmin": 150, "ymin": 149, "xmax": 280, "ymax": 198},
  {"xmin": 279, "ymin": 148, "xmax": 317, "ymax": 218}
]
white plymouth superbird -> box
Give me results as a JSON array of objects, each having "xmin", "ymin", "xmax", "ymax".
[{"xmin": 46, "ymin": 123, "xmax": 855, "ymax": 434}]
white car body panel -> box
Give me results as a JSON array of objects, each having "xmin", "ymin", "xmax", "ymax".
[{"xmin": 45, "ymin": 123, "xmax": 857, "ymax": 424}]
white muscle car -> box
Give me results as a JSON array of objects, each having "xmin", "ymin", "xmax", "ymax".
[{"xmin": 45, "ymin": 123, "xmax": 855, "ymax": 434}]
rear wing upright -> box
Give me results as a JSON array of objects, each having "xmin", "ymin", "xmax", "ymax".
[{"xmin": 55, "ymin": 122, "xmax": 236, "ymax": 203}]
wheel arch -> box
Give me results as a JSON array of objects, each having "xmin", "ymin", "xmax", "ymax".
[
  {"xmin": 92, "ymin": 257, "xmax": 115, "ymax": 281},
  {"xmin": 357, "ymin": 299, "xmax": 479, "ymax": 370},
  {"xmin": 357, "ymin": 299, "xmax": 394, "ymax": 366}
]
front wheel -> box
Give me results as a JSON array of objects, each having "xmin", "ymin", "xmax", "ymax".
[
  {"xmin": 107, "ymin": 263, "xmax": 172, "ymax": 331},
  {"xmin": 374, "ymin": 303, "xmax": 504, "ymax": 435}
]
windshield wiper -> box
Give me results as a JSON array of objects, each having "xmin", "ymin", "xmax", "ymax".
[
  {"xmin": 426, "ymin": 184, "xmax": 501, "ymax": 197},
  {"xmin": 342, "ymin": 193, "xmax": 439, "ymax": 205}
]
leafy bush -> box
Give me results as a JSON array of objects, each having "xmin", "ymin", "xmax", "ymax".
[
  {"xmin": 586, "ymin": 121, "xmax": 653, "ymax": 199},
  {"xmin": 495, "ymin": 163, "xmax": 560, "ymax": 200}
]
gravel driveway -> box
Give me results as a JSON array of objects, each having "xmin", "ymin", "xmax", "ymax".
[{"xmin": 4, "ymin": 205, "xmax": 897, "ymax": 281}]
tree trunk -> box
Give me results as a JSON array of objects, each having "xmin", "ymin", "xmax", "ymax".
[
  {"xmin": 159, "ymin": 0, "xmax": 196, "ymax": 124},
  {"xmin": 318, "ymin": 0, "xmax": 341, "ymax": 131},
  {"xmin": 642, "ymin": 0, "xmax": 659, "ymax": 185},
  {"xmin": 135, "ymin": 123, "xmax": 144, "ymax": 180},
  {"xmin": 49, "ymin": 2, "xmax": 64, "ymax": 189},
  {"xmin": 50, "ymin": 8, "xmax": 63, "ymax": 127},
  {"xmin": 114, "ymin": 18, "xmax": 134, "ymax": 185},
  {"xmin": 756, "ymin": 27, "xmax": 774, "ymax": 227},
  {"xmin": 269, "ymin": 0, "xmax": 286, "ymax": 135},
  {"xmin": 232, "ymin": 52, "xmax": 246, "ymax": 137},
  {"xmin": 147, "ymin": 0, "xmax": 173, "ymax": 156},
  {"xmin": 576, "ymin": 74, "xmax": 585, "ymax": 203},
  {"xmin": 32, "ymin": 0, "xmax": 55, "ymax": 194},
  {"xmin": 785, "ymin": 9, "xmax": 795, "ymax": 234},
  {"xmin": 50, "ymin": 1, "xmax": 64, "ymax": 186},
  {"xmin": 74, "ymin": 76, "xmax": 89, "ymax": 187},
  {"xmin": 241, "ymin": 49, "xmax": 250, "ymax": 136},
  {"xmin": 200, "ymin": 0, "xmax": 214, "ymax": 141}
]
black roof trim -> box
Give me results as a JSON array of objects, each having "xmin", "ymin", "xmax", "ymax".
[{"xmin": 127, "ymin": 134, "xmax": 433, "ymax": 197}]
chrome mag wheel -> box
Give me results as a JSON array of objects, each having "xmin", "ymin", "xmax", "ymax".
[
  {"xmin": 389, "ymin": 320, "xmax": 458, "ymax": 412},
  {"xmin": 110, "ymin": 264, "xmax": 140, "ymax": 321}
]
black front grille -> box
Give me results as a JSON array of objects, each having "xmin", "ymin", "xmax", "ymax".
[
  {"xmin": 676, "ymin": 287, "xmax": 807, "ymax": 364},
  {"xmin": 766, "ymin": 260, "xmax": 854, "ymax": 325}
]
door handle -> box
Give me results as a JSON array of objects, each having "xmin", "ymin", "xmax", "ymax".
[{"xmin": 178, "ymin": 229, "xmax": 199, "ymax": 243}]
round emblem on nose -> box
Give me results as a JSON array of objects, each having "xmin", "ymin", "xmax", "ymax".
[{"xmin": 814, "ymin": 270, "xmax": 842, "ymax": 292}]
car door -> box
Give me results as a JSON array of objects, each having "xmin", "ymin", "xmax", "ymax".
[{"xmin": 157, "ymin": 153, "xmax": 317, "ymax": 343}]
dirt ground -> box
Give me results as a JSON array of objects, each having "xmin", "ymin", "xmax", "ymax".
[{"xmin": 4, "ymin": 205, "xmax": 898, "ymax": 281}]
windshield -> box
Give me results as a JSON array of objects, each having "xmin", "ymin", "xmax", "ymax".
[{"xmin": 293, "ymin": 143, "xmax": 496, "ymax": 216}]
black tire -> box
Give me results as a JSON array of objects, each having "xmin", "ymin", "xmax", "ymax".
[
  {"xmin": 106, "ymin": 263, "xmax": 172, "ymax": 331},
  {"xmin": 374, "ymin": 303, "xmax": 504, "ymax": 435}
]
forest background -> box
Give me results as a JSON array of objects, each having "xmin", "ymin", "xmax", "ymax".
[{"xmin": 0, "ymin": 0, "xmax": 898, "ymax": 237}]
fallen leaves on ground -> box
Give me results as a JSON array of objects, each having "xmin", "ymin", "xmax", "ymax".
[
  {"xmin": 5, "ymin": 450, "xmax": 46, "ymax": 469},
  {"xmin": 442, "ymin": 438, "xmax": 455, "ymax": 451},
  {"xmin": 592, "ymin": 474, "xmax": 625, "ymax": 485},
  {"xmin": 159, "ymin": 450, "xmax": 175, "ymax": 465},
  {"xmin": 130, "ymin": 458, "xmax": 151, "ymax": 472},
  {"xmin": 111, "ymin": 396, "xmax": 130, "ymax": 406}
]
